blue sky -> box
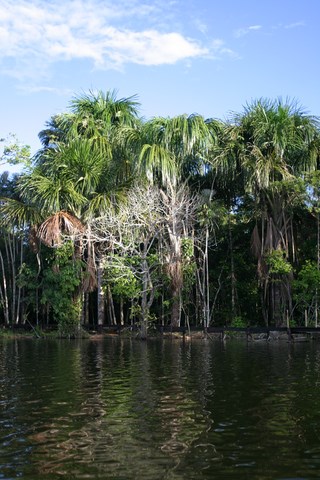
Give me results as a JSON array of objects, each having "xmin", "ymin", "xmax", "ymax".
[{"xmin": 1, "ymin": 0, "xmax": 320, "ymax": 172}]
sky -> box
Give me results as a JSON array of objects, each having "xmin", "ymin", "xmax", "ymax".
[{"xmin": 1, "ymin": 0, "xmax": 320, "ymax": 172}]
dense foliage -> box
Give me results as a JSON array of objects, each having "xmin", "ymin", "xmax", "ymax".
[{"xmin": 0, "ymin": 92, "xmax": 319, "ymax": 335}]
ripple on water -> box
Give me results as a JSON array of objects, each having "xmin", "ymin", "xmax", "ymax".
[{"xmin": 1, "ymin": 338, "xmax": 320, "ymax": 479}]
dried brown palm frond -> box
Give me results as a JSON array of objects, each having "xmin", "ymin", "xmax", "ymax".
[{"xmin": 37, "ymin": 211, "xmax": 84, "ymax": 247}]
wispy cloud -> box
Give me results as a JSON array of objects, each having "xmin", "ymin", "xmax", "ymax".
[
  {"xmin": 0, "ymin": 0, "xmax": 233, "ymax": 80},
  {"xmin": 209, "ymin": 39, "xmax": 238, "ymax": 59},
  {"xmin": 234, "ymin": 25, "xmax": 262, "ymax": 38},
  {"xmin": 194, "ymin": 19, "xmax": 208, "ymax": 35},
  {"xmin": 17, "ymin": 85, "xmax": 73, "ymax": 96},
  {"xmin": 284, "ymin": 21, "xmax": 305, "ymax": 29}
]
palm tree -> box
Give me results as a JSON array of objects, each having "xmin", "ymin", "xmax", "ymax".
[
  {"xmin": 214, "ymin": 98, "xmax": 320, "ymax": 326},
  {"xmin": 65, "ymin": 90, "xmax": 141, "ymax": 327},
  {"xmin": 122, "ymin": 113, "xmax": 221, "ymax": 327},
  {"xmin": 1, "ymin": 90, "xmax": 142, "ymax": 329}
]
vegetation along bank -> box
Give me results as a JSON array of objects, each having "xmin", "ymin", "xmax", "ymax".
[{"xmin": 1, "ymin": 91, "xmax": 320, "ymax": 338}]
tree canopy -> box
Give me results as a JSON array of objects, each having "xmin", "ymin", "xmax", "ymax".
[{"xmin": 1, "ymin": 92, "xmax": 320, "ymax": 335}]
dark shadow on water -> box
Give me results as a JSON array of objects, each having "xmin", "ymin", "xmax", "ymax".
[{"xmin": 0, "ymin": 337, "xmax": 320, "ymax": 479}]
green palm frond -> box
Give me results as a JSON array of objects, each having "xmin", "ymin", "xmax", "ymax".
[
  {"xmin": 139, "ymin": 143, "xmax": 177, "ymax": 185},
  {"xmin": 69, "ymin": 89, "xmax": 140, "ymax": 133},
  {"xmin": 18, "ymin": 172, "xmax": 86, "ymax": 215},
  {"xmin": 135, "ymin": 114, "xmax": 221, "ymax": 187},
  {"xmin": 84, "ymin": 193, "xmax": 115, "ymax": 219},
  {"xmin": 0, "ymin": 197, "xmax": 43, "ymax": 228},
  {"xmin": 56, "ymin": 139, "xmax": 108, "ymax": 196},
  {"xmin": 230, "ymin": 97, "xmax": 320, "ymax": 192}
]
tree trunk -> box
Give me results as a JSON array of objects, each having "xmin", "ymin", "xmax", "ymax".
[
  {"xmin": 0, "ymin": 250, "xmax": 9, "ymax": 325},
  {"xmin": 228, "ymin": 219, "xmax": 237, "ymax": 318},
  {"xmin": 15, "ymin": 236, "xmax": 24, "ymax": 324},
  {"xmin": 171, "ymin": 289, "xmax": 181, "ymax": 328},
  {"xmin": 170, "ymin": 258, "xmax": 182, "ymax": 327},
  {"xmin": 97, "ymin": 259, "xmax": 105, "ymax": 330},
  {"xmin": 107, "ymin": 286, "xmax": 116, "ymax": 325},
  {"xmin": 272, "ymin": 281, "xmax": 286, "ymax": 327},
  {"xmin": 204, "ymin": 226, "xmax": 210, "ymax": 331},
  {"xmin": 119, "ymin": 297, "xmax": 124, "ymax": 326},
  {"xmin": 81, "ymin": 292, "xmax": 90, "ymax": 325},
  {"xmin": 140, "ymin": 253, "xmax": 149, "ymax": 339}
]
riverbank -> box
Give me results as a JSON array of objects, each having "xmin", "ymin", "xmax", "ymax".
[
  {"xmin": 1, "ymin": 325, "xmax": 320, "ymax": 342},
  {"xmin": 86, "ymin": 328, "xmax": 320, "ymax": 343}
]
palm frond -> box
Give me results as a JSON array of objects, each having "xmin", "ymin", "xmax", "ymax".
[{"xmin": 0, "ymin": 197, "xmax": 42, "ymax": 228}]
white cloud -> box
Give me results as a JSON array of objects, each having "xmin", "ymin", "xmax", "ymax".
[
  {"xmin": 99, "ymin": 28, "xmax": 208, "ymax": 66},
  {"xmin": 0, "ymin": 0, "xmax": 226, "ymax": 79},
  {"xmin": 234, "ymin": 25, "xmax": 262, "ymax": 38},
  {"xmin": 248, "ymin": 25, "xmax": 262, "ymax": 31}
]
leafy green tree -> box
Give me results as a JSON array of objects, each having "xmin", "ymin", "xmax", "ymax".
[
  {"xmin": 302, "ymin": 171, "xmax": 320, "ymax": 325},
  {"xmin": 293, "ymin": 261, "xmax": 320, "ymax": 325},
  {"xmin": 40, "ymin": 242, "xmax": 84, "ymax": 337},
  {"xmin": 0, "ymin": 134, "xmax": 31, "ymax": 170}
]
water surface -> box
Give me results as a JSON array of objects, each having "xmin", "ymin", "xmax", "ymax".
[{"xmin": 1, "ymin": 336, "xmax": 320, "ymax": 479}]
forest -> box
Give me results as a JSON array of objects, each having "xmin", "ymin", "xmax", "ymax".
[{"xmin": 1, "ymin": 90, "xmax": 320, "ymax": 337}]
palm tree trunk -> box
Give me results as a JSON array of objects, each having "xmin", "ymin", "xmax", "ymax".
[
  {"xmin": 7, "ymin": 234, "xmax": 16, "ymax": 325},
  {"xmin": 15, "ymin": 236, "xmax": 24, "ymax": 324},
  {"xmin": 203, "ymin": 226, "xmax": 210, "ymax": 332},
  {"xmin": 0, "ymin": 250, "xmax": 9, "ymax": 325}
]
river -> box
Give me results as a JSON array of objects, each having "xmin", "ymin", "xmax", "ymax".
[{"xmin": 1, "ymin": 336, "xmax": 320, "ymax": 479}]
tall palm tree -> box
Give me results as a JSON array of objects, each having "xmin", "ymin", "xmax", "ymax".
[
  {"xmin": 64, "ymin": 90, "xmax": 141, "ymax": 327},
  {"xmin": 214, "ymin": 98, "xmax": 320, "ymax": 326},
  {"xmin": 122, "ymin": 113, "xmax": 221, "ymax": 327},
  {"xmin": 1, "ymin": 90, "xmax": 142, "ymax": 329}
]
